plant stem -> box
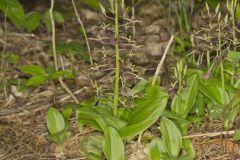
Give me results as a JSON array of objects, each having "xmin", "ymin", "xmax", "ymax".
[
  {"xmin": 71, "ymin": 0, "xmax": 93, "ymax": 65},
  {"xmin": 50, "ymin": 0, "xmax": 79, "ymax": 104},
  {"xmin": 113, "ymin": 0, "xmax": 120, "ymax": 116}
]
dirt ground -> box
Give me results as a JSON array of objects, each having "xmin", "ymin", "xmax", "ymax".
[{"xmin": 0, "ymin": 1, "xmax": 240, "ymax": 160}]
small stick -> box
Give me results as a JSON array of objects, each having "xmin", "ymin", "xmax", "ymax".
[
  {"xmin": 182, "ymin": 130, "xmax": 236, "ymax": 139},
  {"xmin": 50, "ymin": 0, "xmax": 79, "ymax": 104},
  {"xmin": 152, "ymin": 35, "xmax": 174, "ymax": 85},
  {"xmin": 138, "ymin": 35, "xmax": 174, "ymax": 143},
  {"xmin": 71, "ymin": 0, "xmax": 93, "ymax": 65}
]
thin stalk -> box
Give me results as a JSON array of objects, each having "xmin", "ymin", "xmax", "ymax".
[
  {"xmin": 71, "ymin": 0, "xmax": 93, "ymax": 65},
  {"xmin": 152, "ymin": 35, "xmax": 174, "ymax": 85},
  {"xmin": 218, "ymin": 14, "xmax": 225, "ymax": 101},
  {"xmin": 113, "ymin": 0, "xmax": 120, "ymax": 116},
  {"xmin": 50, "ymin": 0, "xmax": 79, "ymax": 104}
]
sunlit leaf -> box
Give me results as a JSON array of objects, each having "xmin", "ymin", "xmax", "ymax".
[
  {"xmin": 199, "ymin": 79, "xmax": 230, "ymax": 105},
  {"xmin": 171, "ymin": 74, "xmax": 199, "ymax": 117},
  {"xmin": 19, "ymin": 64, "xmax": 46, "ymax": 76},
  {"xmin": 103, "ymin": 126, "xmax": 125, "ymax": 160},
  {"xmin": 160, "ymin": 117, "xmax": 182, "ymax": 157},
  {"xmin": 131, "ymin": 79, "xmax": 149, "ymax": 96},
  {"xmin": 47, "ymin": 107, "xmax": 65, "ymax": 135},
  {"xmin": 119, "ymin": 86, "xmax": 168, "ymax": 139},
  {"xmin": 26, "ymin": 75, "xmax": 47, "ymax": 86}
]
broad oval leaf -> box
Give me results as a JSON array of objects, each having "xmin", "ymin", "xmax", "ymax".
[
  {"xmin": 171, "ymin": 74, "xmax": 199, "ymax": 117},
  {"xmin": 148, "ymin": 137, "xmax": 167, "ymax": 160},
  {"xmin": 47, "ymin": 107, "xmax": 65, "ymax": 135},
  {"xmin": 160, "ymin": 117, "xmax": 182, "ymax": 157},
  {"xmin": 199, "ymin": 79, "xmax": 230, "ymax": 105},
  {"xmin": 103, "ymin": 126, "xmax": 125, "ymax": 160},
  {"xmin": 119, "ymin": 86, "xmax": 168, "ymax": 139}
]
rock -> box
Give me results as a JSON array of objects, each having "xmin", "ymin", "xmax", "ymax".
[
  {"xmin": 131, "ymin": 52, "xmax": 150, "ymax": 66},
  {"xmin": 145, "ymin": 42, "xmax": 167, "ymax": 58}
]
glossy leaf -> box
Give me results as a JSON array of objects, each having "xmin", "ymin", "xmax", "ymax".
[
  {"xmin": 148, "ymin": 137, "xmax": 167, "ymax": 160},
  {"xmin": 119, "ymin": 86, "xmax": 168, "ymax": 139},
  {"xmin": 171, "ymin": 74, "xmax": 199, "ymax": 117},
  {"xmin": 47, "ymin": 107, "xmax": 65, "ymax": 135},
  {"xmin": 162, "ymin": 111, "xmax": 191, "ymax": 135},
  {"xmin": 19, "ymin": 64, "xmax": 46, "ymax": 76},
  {"xmin": 160, "ymin": 117, "xmax": 182, "ymax": 157},
  {"xmin": 103, "ymin": 126, "xmax": 125, "ymax": 160}
]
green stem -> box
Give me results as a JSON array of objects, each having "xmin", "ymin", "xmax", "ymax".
[{"xmin": 113, "ymin": 0, "xmax": 120, "ymax": 116}]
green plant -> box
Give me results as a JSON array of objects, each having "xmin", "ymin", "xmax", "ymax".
[
  {"xmin": 19, "ymin": 64, "xmax": 74, "ymax": 87},
  {"xmin": 47, "ymin": 107, "xmax": 71, "ymax": 158}
]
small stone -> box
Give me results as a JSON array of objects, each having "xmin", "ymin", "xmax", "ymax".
[{"xmin": 131, "ymin": 52, "xmax": 150, "ymax": 66}]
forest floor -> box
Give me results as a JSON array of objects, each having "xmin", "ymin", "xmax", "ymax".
[{"xmin": 0, "ymin": 1, "xmax": 240, "ymax": 160}]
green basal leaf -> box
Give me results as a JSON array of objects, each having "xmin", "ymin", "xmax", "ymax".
[
  {"xmin": 19, "ymin": 64, "xmax": 46, "ymax": 76},
  {"xmin": 62, "ymin": 107, "xmax": 72, "ymax": 119},
  {"xmin": 131, "ymin": 79, "xmax": 149, "ymax": 96},
  {"xmin": 26, "ymin": 75, "xmax": 47, "ymax": 86},
  {"xmin": 103, "ymin": 126, "xmax": 125, "ymax": 160},
  {"xmin": 199, "ymin": 79, "xmax": 230, "ymax": 105},
  {"xmin": 25, "ymin": 11, "xmax": 41, "ymax": 32},
  {"xmin": 162, "ymin": 111, "xmax": 191, "ymax": 135},
  {"xmin": 171, "ymin": 74, "xmax": 199, "ymax": 117},
  {"xmin": 119, "ymin": 85, "xmax": 168, "ymax": 139},
  {"xmin": 77, "ymin": 107, "xmax": 128, "ymax": 131},
  {"xmin": 0, "ymin": 0, "xmax": 25, "ymax": 28},
  {"xmin": 48, "ymin": 130, "xmax": 71, "ymax": 144},
  {"xmin": 160, "ymin": 117, "xmax": 182, "ymax": 157},
  {"xmin": 183, "ymin": 139, "xmax": 195, "ymax": 160},
  {"xmin": 223, "ymin": 93, "xmax": 240, "ymax": 130},
  {"xmin": 148, "ymin": 137, "xmax": 168, "ymax": 160},
  {"xmin": 47, "ymin": 107, "xmax": 66, "ymax": 135}
]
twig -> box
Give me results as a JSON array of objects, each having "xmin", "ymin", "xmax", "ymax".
[
  {"xmin": 71, "ymin": 0, "xmax": 93, "ymax": 65},
  {"xmin": 152, "ymin": 35, "xmax": 174, "ymax": 85},
  {"xmin": 49, "ymin": 0, "xmax": 79, "ymax": 104},
  {"xmin": 182, "ymin": 130, "xmax": 236, "ymax": 139}
]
